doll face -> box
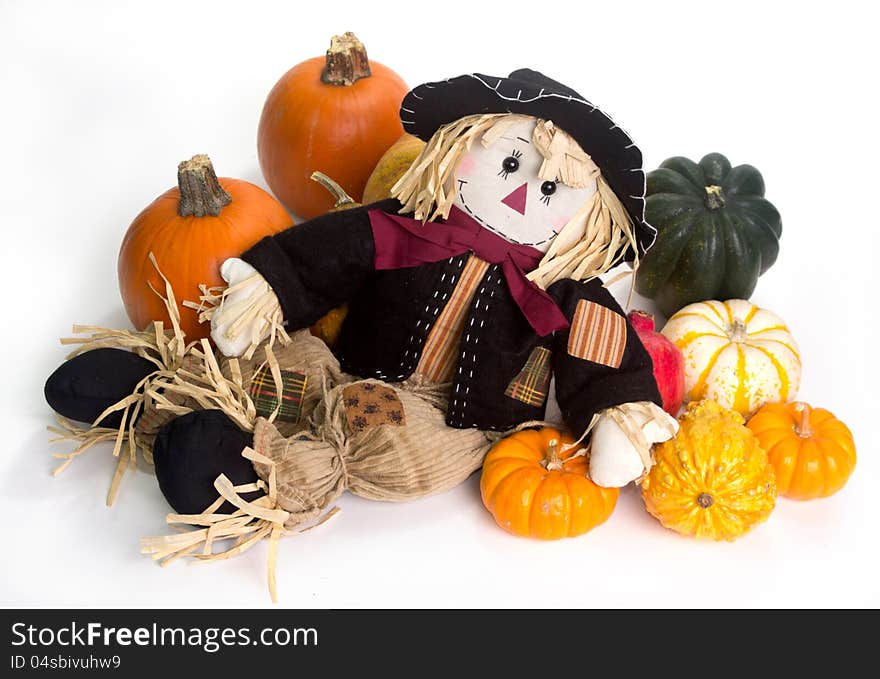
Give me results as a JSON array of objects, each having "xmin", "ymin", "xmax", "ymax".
[{"xmin": 452, "ymin": 117, "xmax": 597, "ymax": 252}]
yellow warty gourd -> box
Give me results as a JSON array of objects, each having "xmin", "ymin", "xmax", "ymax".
[{"xmin": 642, "ymin": 400, "xmax": 777, "ymax": 541}]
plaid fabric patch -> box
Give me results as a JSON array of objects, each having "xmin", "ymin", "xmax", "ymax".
[
  {"xmin": 249, "ymin": 366, "xmax": 308, "ymax": 423},
  {"xmin": 567, "ymin": 300, "xmax": 627, "ymax": 368},
  {"xmin": 342, "ymin": 382, "xmax": 406, "ymax": 434},
  {"xmin": 505, "ymin": 346, "xmax": 552, "ymax": 407}
]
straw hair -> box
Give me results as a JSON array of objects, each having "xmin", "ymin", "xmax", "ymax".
[{"xmin": 391, "ymin": 113, "xmax": 640, "ymax": 288}]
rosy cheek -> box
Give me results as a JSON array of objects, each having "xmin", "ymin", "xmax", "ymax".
[
  {"xmin": 552, "ymin": 214, "xmax": 573, "ymax": 231},
  {"xmin": 455, "ymin": 154, "xmax": 477, "ymax": 177}
]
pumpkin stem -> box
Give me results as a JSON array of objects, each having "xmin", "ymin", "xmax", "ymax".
[
  {"xmin": 321, "ymin": 32, "xmax": 371, "ymax": 86},
  {"xmin": 794, "ymin": 402, "xmax": 813, "ymax": 438},
  {"xmin": 177, "ymin": 154, "xmax": 232, "ymax": 218},
  {"xmin": 543, "ymin": 438, "xmax": 564, "ymax": 472},
  {"xmin": 310, "ymin": 171, "xmax": 358, "ymax": 209},
  {"xmin": 705, "ymin": 185, "xmax": 726, "ymax": 210},
  {"xmin": 728, "ymin": 319, "xmax": 748, "ymax": 342}
]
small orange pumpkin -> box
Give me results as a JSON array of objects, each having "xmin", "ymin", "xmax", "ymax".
[
  {"xmin": 480, "ymin": 428, "xmax": 618, "ymax": 540},
  {"xmin": 118, "ymin": 154, "xmax": 292, "ymax": 340},
  {"xmin": 747, "ymin": 401, "xmax": 856, "ymax": 500},
  {"xmin": 257, "ymin": 33, "xmax": 408, "ymax": 219}
]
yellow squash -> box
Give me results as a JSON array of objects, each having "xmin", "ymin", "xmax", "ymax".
[
  {"xmin": 362, "ymin": 133, "xmax": 426, "ymax": 204},
  {"xmin": 642, "ymin": 400, "xmax": 777, "ymax": 541}
]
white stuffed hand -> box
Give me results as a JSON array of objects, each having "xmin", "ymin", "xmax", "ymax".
[
  {"xmin": 589, "ymin": 402, "xmax": 678, "ymax": 488},
  {"xmin": 209, "ymin": 258, "xmax": 280, "ymax": 358}
]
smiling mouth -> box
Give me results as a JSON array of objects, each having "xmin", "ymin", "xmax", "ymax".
[{"xmin": 456, "ymin": 184, "xmax": 557, "ymax": 248}]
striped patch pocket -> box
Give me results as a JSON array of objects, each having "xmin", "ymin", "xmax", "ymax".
[
  {"xmin": 505, "ymin": 347, "xmax": 552, "ymax": 407},
  {"xmin": 567, "ymin": 300, "xmax": 627, "ymax": 368},
  {"xmin": 249, "ymin": 366, "xmax": 308, "ymax": 423}
]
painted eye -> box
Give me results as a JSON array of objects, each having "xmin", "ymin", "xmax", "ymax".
[
  {"xmin": 498, "ymin": 150, "xmax": 523, "ymax": 179},
  {"xmin": 539, "ymin": 180, "xmax": 558, "ymax": 205},
  {"xmin": 502, "ymin": 156, "xmax": 520, "ymax": 173}
]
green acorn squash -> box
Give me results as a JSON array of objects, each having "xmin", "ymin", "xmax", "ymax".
[{"xmin": 635, "ymin": 153, "xmax": 782, "ymax": 317}]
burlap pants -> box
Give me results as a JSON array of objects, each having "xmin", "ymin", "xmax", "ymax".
[{"xmin": 136, "ymin": 331, "xmax": 494, "ymax": 528}]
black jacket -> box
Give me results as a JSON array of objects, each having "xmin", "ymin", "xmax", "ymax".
[{"xmin": 242, "ymin": 199, "xmax": 660, "ymax": 437}]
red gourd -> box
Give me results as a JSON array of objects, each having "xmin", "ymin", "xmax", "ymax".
[{"xmin": 628, "ymin": 310, "xmax": 685, "ymax": 416}]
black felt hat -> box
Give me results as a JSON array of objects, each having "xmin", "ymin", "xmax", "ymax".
[{"xmin": 400, "ymin": 69, "xmax": 655, "ymax": 256}]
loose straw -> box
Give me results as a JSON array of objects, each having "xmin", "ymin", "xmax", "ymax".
[
  {"xmin": 51, "ymin": 254, "xmax": 190, "ymax": 504},
  {"xmin": 140, "ymin": 446, "xmax": 340, "ymax": 603}
]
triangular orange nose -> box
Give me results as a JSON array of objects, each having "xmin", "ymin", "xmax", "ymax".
[{"xmin": 501, "ymin": 182, "xmax": 528, "ymax": 215}]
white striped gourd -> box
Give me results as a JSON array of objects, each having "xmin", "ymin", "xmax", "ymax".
[{"xmin": 661, "ymin": 299, "xmax": 800, "ymax": 416}]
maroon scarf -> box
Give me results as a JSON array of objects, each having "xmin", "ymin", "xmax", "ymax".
[{"xmin": 368, "ymin": 206, "xmax": 570, "ymax": 337}]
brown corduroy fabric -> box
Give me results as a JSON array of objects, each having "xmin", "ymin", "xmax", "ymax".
[{"xmin": 251, "ymin": 376, "xmax": 492, "ymax": 527}]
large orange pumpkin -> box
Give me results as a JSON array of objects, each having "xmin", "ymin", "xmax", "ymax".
[
  {"xmin": 257, "ymin": 33, "xmax": 408, "ymax": 219},
  {"xmin": 480, "ymin": 428, "xmax": 618, "ymax": 540},
  {"xmin": 747, "ymin": 401, "xmax": 856, "ymax": 500},
  {"xmin": 118, "ymin": 154, "xmax": 292, "ymax": 340}
]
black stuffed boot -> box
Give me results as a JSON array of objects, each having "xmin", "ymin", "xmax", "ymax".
[
  {"xmin": 153, "ymin": 410, "xmax": 260, "ymax": 514},
  {"xmin": 44, "ymin": 347, "xmax": 157, "ymax": 428},
  {"xmin": 46, "ymin": 348, "xmax": 260, "ymax": 514}
]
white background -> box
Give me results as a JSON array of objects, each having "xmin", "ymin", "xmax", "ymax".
[{"xmin": 2, "ymin": 0, "xmax": 878, "ymax": 608}]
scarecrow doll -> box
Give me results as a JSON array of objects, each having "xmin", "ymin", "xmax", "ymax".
[{"xmin": 46, "ymin": 70, "xmax": 677, "ymax": 580}]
